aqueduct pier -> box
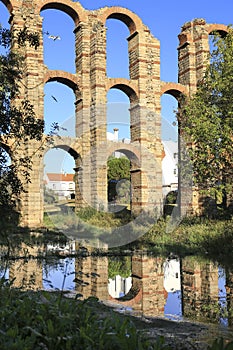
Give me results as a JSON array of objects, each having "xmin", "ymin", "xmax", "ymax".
[{"xmin": 0, "ymin": 0, "xmax": 228, "ymax": 227}]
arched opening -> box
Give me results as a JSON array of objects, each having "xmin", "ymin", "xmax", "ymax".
[
  {"xmin": 106, "ymin": 18, "xmax": 129, "ymax": 79},
  {"xmin": 41, "ymin": 9, "xmax": 75, "ymax": 73},
  {"xmin": 44, "ymin": 82, "xmax": 76, "ymax": 136},
  {"xmin": 108, "ymin": 255, "xmax": 132, "ymax": 298},
  {"xmin": 107, "ymin": 155, "xmax": 130, "ymax": 209},
  {"xmin": 107, "ymin": 88, "xmax": 130, "ymax": 142},
  {"xmin": 161, "ymin": 93, "xmax": 178, "ymax": 141},
  {"xmin": 0, "ymin": 2, "xmax": 10, "ymax": 27},
  {"xmin": 161, "ymin": 94, "xmax": 178, "ymax": 202},
  {"xmin": 43, "ymin": 146, "xmax": 80, "ymax": 226},
  {"xmin": 106, "ymin": 146, "xmax": 140, "ymax": 217}
]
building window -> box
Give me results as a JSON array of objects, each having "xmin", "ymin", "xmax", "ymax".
[
  {"xmin": 174, "ymin": 168, "xmax": 177, "ymax": 175},
  {"xmin": 173, "ymin": 152, "xmax": 178, "ymax": 159}
]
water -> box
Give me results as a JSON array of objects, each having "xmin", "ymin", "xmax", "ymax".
[{"xmin": 1, "ymin": 239, "xmax": 233, "ymax": 333}]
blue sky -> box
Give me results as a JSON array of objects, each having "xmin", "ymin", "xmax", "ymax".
[{"xmin": 1, "ymin": 0, "xmax": 233, "ymax": 172}]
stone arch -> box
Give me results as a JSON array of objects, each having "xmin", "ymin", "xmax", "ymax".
[
  {"xmin": 44, "ymin": 70, "xmax": 79, "ymax": 92},
  {"xmin": 43, "ymin": 136, "xmax": 81, "ymax": 158},
  {"xmin": 37, "ymin": 0, "xmax": 87, "ymax": 25},
  {"xmin": 106, "ymin": 143, "xmax": 141, "ymax": 165},
  {"xmin": 106, "ymin": 78, "xmax": 138, "ymax": 103},
  {"xmin": 52, "ymin": 144, "xmax": 80, "ymax": 160},
  {"xmin": 207, "ymin": 24, "xmax": 229, "ymax": 36},
  {"xmin": 0, "ymin": 0, "xmax": 12, "ymax": 12},
  {"xmin": 99, "ymin": 7, "xmax": 143, "ymax": 34},
  {"xmin": 43, "ymin": 142, "xmax": 81, "ymax": 209},
  {"xmin": 160, "ymin": 82, "xmax": 188, "ymax": 99},
  {"xmin": 105, "ymin": 144, "xmax": 141, "ymax": 212}
]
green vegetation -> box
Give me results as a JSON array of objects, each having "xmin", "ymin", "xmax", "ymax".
[
  {"xmin": 0, "ymin": 25, "xmax": 44, "ymax": 229},
  {"xmin": 107, "ymin": 156, "xmax": 130, "ymax": 182},
  {"xmin": 0, "ymin": 280, "xmax": 169, "ymax": 350},
  {"xmin": 132, "ymin": 217, "xmax": 233, "ymax": 265},
  {"xmin": 179, "ymin": 28, "xmax": 233, "ymax": 209},
  {"xmin": 107, "ymin": 156, "xmax": 131, "ymax": 203}
]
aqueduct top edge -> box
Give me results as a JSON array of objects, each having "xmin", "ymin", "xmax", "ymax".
[{"xmin": 1, "ymin": 0, "xmax": 143, "ymax": 34}]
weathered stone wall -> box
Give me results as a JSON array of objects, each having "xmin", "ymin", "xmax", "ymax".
[{"xmin": 1, "ymin": 0, "xmax": 229, "ymax": 226}]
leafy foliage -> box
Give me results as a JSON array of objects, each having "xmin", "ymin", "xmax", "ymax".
[
  {"xmin": 179, "ymin": 28, "xmax": 233, "ymax": 207},
  {"xmin": 0, "ymin": 24, "xmax": 44, "ymax": 227},
  {"xmin": 107, "ymin": 156, "xmax": 130, "ymax": 181},
  {"xmin": 0, "ymin": 281, "xmax": 169, "ymax": 350},
  {"xmin": 107, "ymin": 156, "xmax": 130, "ymax": 202}
]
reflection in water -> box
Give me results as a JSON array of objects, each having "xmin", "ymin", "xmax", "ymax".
[
  {"xmin": 108, "ymin": 275, "xmax": 132, "ymax": 298},
  {"xmin": 43, "ymin": 258, "xmax": 75, "ymax": 291},
  {"xmin": 1, "ymin": 241, "xmax": 233, "ymax": 331}
]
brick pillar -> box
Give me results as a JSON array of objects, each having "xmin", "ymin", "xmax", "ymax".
[
  {"xmin": 75, "ymin": 255, "xmax": 92, "ymax": 299},
  {"xmin": 182, "ymin": 259, "xmax": 203, "ymax": 318},
  {"xmin": 89, "ymin": 19, "xmax": 108, "ymax": 210},
  {"xmin": 74, "ymin": 22, "xmax": 92, "ymax": 208},
  {"xmin": 132, "ymin": 253, "xmax": 166, "ymax": 317},
  {"xmin": 10, "ymin": 3, "xmax": 45, "ymax": 227},
  {"xmin": 90, "ymin": 256, "xmax": 109, "ymax": 300},
  {"xmin": 178, "ymin": 19, "xmax": 210, "ymax": 215},
  {"xmin": 128, "ymin": 27, "xmax": 163, "ymax": 216},
  {"xmin": 75, "ymin": 254, "xmax": 109, "ymax": 300}
]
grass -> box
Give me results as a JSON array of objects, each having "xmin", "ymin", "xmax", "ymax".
[
  {"xmin": 129, "ymin": 217, "xmax": 233, "ymax": 265},
  {"xmin": 42, "ymin": 208, "xmax": 233, "ymax": 267}
]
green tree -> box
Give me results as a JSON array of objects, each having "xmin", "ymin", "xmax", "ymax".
[
  {"xmin": 107, "ymin": 156, "xmax": 130, "ymax": 203},
  {"xmin": 0, "ymin": 25, "xmax": 44, "ymax": 228},
  {"xmin": 179, "ymin": 28, "xmax": 233, "ymax": 210},
  {"xmin": 107, "ymin": 156, "xmax": 130, "ymax": 181}
]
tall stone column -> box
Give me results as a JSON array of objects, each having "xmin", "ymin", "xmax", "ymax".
[
  {"xmin": 89, "ymin": 19, "xmax": 108, "ymax": 210},
  {"xmin": 128, "ymin": 27, "xmax": 163, "ymax": 216},
  {"xmin": 10, "ymin": 1, "xmax": 45, "ymax": 227},
  {"xmin": 74, "ymin": 22, "xmax": 92, "ymax": 208}
]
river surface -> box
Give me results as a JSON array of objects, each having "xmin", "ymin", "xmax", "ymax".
[{"xmin": 1, "ymin": 238, "xmax": 233, "ymax": 343}]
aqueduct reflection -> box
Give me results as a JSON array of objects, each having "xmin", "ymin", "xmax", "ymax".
[{"xmin": 2, "ymin": 242, "xmax": 233, "ymax": 323}]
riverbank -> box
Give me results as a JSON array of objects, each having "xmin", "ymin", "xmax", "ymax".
[{"xmin": 0, "ymin": 281, "xmax": 232, "ymax": 350}]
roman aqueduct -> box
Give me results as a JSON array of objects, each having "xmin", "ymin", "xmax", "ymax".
[{"xmin": 0, "ymin": 0, "xmax": 229, "ymax": 227}]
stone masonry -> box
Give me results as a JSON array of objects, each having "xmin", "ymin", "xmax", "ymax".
[{"xmin": 1, "ymin": 0, "xmax": 229, "ymax": 227}]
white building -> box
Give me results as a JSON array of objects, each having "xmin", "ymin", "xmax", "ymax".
[
  {"xmin": 162, "ymin": 140, "xmax": 178, "ymax": 199},
  {"xmin": 44, "ymin": 173, "xmax": 75, "ymax": 200}
]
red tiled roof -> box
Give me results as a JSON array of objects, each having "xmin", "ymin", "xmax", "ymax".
[{"xmin": 46, "ymin": 173, "xmax": 74, "ymax": 182}]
